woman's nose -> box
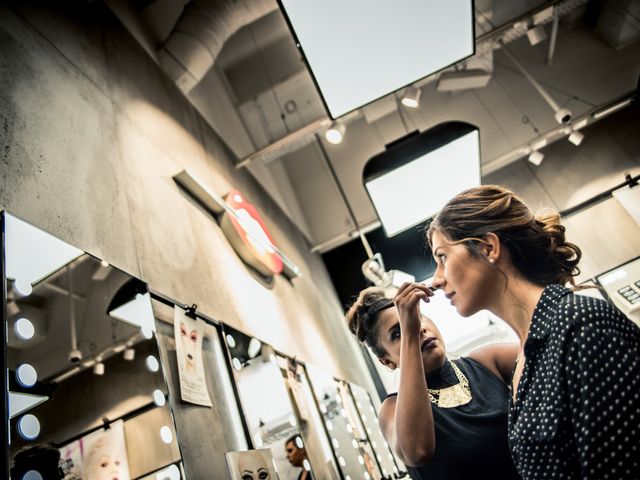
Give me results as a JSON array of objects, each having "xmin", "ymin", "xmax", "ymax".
[{"xmin": 432, "ymin": 269, "xmax": 445, "ymax": 289}]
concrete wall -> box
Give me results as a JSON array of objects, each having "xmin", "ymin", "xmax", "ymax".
[{"xmin": 0, "ymin": 1, "xmax": 375, "ymax": 476}]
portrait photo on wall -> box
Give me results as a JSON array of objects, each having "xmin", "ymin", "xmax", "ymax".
[
  {"xmin": 174, "ymin": 306, "xmax": 212, "ymax": 407},
  {"xmin": 225, "ymin": 449, "xmax": 280, "ymax": 480},
  {"xmin": 58, "ymin": 420, "xmax": 131, "ymax": 480}
]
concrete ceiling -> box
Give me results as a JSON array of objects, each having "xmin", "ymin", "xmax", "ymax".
[{"xmin": 108, "ymin": 0, "xmax": 640, "ymax": 251}]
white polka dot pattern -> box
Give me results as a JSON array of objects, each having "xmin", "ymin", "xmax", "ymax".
[{"xmin": 508, "ymin": 284, "xmax": 640, "ymax": 479}]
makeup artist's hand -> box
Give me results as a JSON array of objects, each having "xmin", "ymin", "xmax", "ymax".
[{"xmin": 393, "ymin": 282, "xmax": 434, "ymax": 337}]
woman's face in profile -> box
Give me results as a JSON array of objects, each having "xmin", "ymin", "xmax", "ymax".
[
  {"xmin": 237, "ymin": 451, "xmax": 271, "ymax": 480},
  {"xmin": 430, "ymin": 230, "xmax": 497, "ymax": 317}
]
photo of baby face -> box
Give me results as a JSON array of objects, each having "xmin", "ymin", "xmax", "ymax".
[{"xmin": 179, "ymin": 321, "xmax": 198, "ymax": 373}]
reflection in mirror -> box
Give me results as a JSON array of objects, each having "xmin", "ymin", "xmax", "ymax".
[
  {"xmin": 281, "ymin": 357, "xmax": 341, "ymax": 480},
  {"xmin": 306, "ymin": 364, "xmax": 381, "ymax": 480},
  {"xmin": 349, "ymin": 383, "xmax": 406, "ymax": 479},
  {"xmin": 3, "ymin": 213, "xmax": 183, "ymax": 479},
  {"xmin": 223, "ymin": 325, "xmax": 316, "ymax": 479}
]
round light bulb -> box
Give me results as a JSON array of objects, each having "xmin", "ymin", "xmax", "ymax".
[
  {"xmin": 232, "ymin": 357, "xmax": 242, "ymax": 371},
  {"xmin": 225, "ymin": 334, "xmax": 236, "ymax": 348},
  {"xmin": 15, "ymin": 317, "xmax": 35, "ymax": 340},
  {"xmin": 146, "ymin": 355, "xmax": 160, "ymax": 372},
  {"xmin": 153, "ymin": 389, "xmax": 166, "ymax": 407},
  {"xmin": 302, "ymin": 459, "xmax": 311, "ymax": 471},
  {"xmin": 160, "ymin": 425, "xmax": 173, "ymax": 444},
  {"xmin": 14, "ymin": 278, "xmax": 33, "ymax": 296},
  {"xmin": 23, "ymin": 471, "xmax": 43, "ymax": 480},
  {"xmin": 18, "ymin": 414, "xmax": 41, "ymax": 440},
  {"xmin": 16, "ymin": 364, "xmax": 38, "ymax": 388}
]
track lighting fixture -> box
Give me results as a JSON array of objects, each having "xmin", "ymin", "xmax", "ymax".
[
  {"xmin": 324, "ymin": 122, "xmax": 346, "ymax": 144},
  {"xmin": 528, "ymin": 150, "xmax": 544, "ymax": 166},
  {"xmin": 568, "ymin": 130, "xmax": 584, "ymax": 146},
  {"xmin": 123, "ymin": 347, "xmax": 135, "ymax": 361},
  {"xmin": 401, "ymin": 86, "xmax": 421, "ymax": 108},
  {"xmin": 93, "ymin": 362, "xmax": 105, "ymax": 376},
  {"xmin": 526, "ymin": 25, "xmax": 547, "ymax": 46}
]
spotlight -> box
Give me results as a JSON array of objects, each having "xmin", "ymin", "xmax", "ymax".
[
  {"xmin": 401, "ymin": 86, "xmax": 421, "ymax": 108},
  {"xmin": 325, "ymin": 122, "xmax": 346, "ymax": 144},
  {"xmin": 528, "ymin": 150, "xmax": 544, "ymax": 166},
  {"xmin": 554, "ymin": 108, "xmax": 572, "ymax": 125},
  {"xmin": 93, "ymin": 362, "xmax": 105, "ymax": 376},
  {"xmin": 568, "ymin": 130, "xmax": 584, "ymax": 146},
  {"xmin": 526, "ymin": 25, "xmax": 547, "ymax": 46},
  {"xmin": 123, "ymin": 348, "xmax": 135, "ymax": 361}
]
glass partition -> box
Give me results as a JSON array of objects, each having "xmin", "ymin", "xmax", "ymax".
[{"xmin": 3, "ymin": 212, "xmax": 183, "ymax": 479}]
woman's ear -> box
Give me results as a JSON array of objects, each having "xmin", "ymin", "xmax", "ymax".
[
  {"xmin": 483, "ymin": 232, "xmax": 502, "ymax": 263},
  {"xmin": 378, "ymin": 356, "xmax": 397, "ymax": 370}
]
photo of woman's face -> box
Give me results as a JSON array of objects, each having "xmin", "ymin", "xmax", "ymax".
[
  {"xmin": 237, "ymin": 451, "xmax": 271, "ymax": 480},
  {"xmin": 180, "ymin": 321, "xmax": 198, "ymax": 372}
]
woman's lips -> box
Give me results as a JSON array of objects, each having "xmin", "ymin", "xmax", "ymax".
[{"xmin": 421, "ymin": 337, "xmax": 437, "ymax": 351}]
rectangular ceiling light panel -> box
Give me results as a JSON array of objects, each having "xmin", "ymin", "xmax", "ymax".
[
  {"xmin": 278, "ymin": 0, "xmax": 474, "ymax": 118},
  {"xmin": 365, "ymin": 129, "xmax": 480, "ymax": 236}
]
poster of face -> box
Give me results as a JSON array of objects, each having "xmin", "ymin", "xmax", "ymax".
[
  {"xmin": 174, "ymin": 306, "xmax": 212, "ymax": 407},
  {"xmin": 59, "ymin": 420, "xmax": 131, "ymax": 480},
  {"xmin": 226, "ymin": 449, "xmax": 280, "ymax": 480}
]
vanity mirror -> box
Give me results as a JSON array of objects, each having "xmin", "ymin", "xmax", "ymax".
[
  {"xmin": 222, "ymin": 324, "xmax": 318, "ymax": 479},
  {"xmin": 2, "ymin": 212, "xmax": 183, "ymax": 479},
  {"xmin": 306, "ymin": 365, "xmax": 383, "ymax": 480}
]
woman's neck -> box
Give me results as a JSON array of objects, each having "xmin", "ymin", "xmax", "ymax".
[{"xmin": 490, "ymin": 274, "xmax": 546, "ymax": 347}]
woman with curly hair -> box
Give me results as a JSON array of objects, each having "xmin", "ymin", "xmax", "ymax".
[{"xmin": 427, "ymin": 184, "xmax": 640, "ymax": 479}]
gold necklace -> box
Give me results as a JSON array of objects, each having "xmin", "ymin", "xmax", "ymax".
[{"xmin": 428, "ymin": 362, "xmax": 472, "ymax": 408}]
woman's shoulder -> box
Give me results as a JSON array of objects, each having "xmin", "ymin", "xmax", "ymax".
[{"xmin": 557, "ymin": 289, "xmax": 639, "ymax": 338}]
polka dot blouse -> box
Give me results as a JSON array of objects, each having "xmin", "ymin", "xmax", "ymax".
[{"xmin": 508, "ymin": 284, "xmax": 640, "ymax": 479}]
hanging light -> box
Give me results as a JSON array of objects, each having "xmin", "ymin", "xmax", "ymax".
[
  {"xmin": 401, "ymin": 86, "xmax": 421, "ymax": 108},
  {"xmin": 325, "ymin": 122, "xmax": 346, "ymax": 144}
]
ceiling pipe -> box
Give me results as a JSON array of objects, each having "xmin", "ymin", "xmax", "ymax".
[{"xmin": 158, "ymin": 0, "xmax": 278, "ymax": 93}]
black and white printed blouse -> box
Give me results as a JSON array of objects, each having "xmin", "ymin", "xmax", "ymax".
[{"xmin": 508, "ymin": 284, "xmax": 640, "ymax": 479}]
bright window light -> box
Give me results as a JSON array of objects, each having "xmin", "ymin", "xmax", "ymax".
[
  {"xmin": 364, "ymin": 124, "xmax": 480, "ymax": 236},
  {"xmin": 279, "ymin": 0, "xmax": 473, "ymax": 118},
  {"xmin": 5, "ymin": 214, "xmax": 83, "ymax": 286}
]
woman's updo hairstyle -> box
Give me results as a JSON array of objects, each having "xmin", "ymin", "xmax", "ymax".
[
  {"xmin": 427, "ymin": 185, "xmax": 582, "ymax": 287},
  {"xmin": 346, "ymin": 287, "xmax": 393, "ymax": 358}
]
